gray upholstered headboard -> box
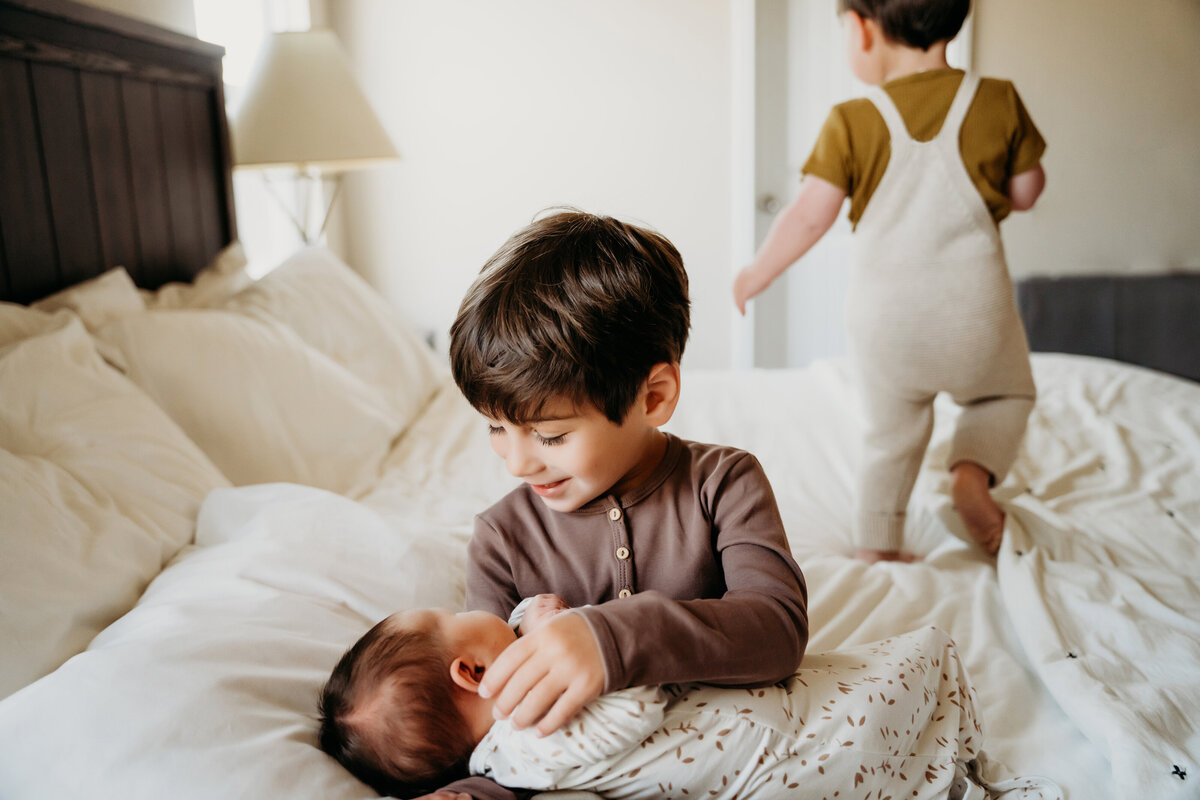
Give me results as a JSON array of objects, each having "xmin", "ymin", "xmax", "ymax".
[{"xmin": 1017, "ymin": 274, "xmax": 1200, "ymax": 383}]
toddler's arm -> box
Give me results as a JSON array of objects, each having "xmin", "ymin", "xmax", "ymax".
[
  {"xmin": 733, "ymin": 175, "xmax": 846, "ymax": 314},
  {"xmin": 1007, "ymin": 164, "xmax": 1046, "ymax": 211}
]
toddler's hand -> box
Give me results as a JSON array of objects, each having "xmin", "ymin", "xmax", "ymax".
[
  {"xmin": 480, "ymin": 611, "xmax": 604, "ymax": 737},
  {"xmin": 732, "ymin": 266, "xmax": 768, "ymax": 315},
  {"xmin": 410, "ymin": 793, "xmax": 471, "ymax": 800},
  {"xmin": 518, "ymin": 593, "xmax": 570, "ymax": 635}
]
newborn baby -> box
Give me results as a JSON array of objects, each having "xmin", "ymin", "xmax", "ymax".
[{"xmin": 319, "ymin": 599, "xmax": 1059, "ymax": 799}]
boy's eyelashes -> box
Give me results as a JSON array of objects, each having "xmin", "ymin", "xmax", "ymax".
[{"xmin": 484, "ymin": 424, "xmax": 567, "ymax": 447}]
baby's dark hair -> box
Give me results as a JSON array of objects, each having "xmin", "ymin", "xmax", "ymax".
[
  {"xmin": 450, "ymin": 210, "xmax": 690, "ymax": 425},
  {"xmin": 839, "ymin": 0, "xmax": 970, "ymax": 51},
  {"xmin": 317, "ymin": 617, "xmax": 474, "ymax": 798}
]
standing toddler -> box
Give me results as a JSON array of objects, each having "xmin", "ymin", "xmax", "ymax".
[{"xmin": 734, "ymin": 0, "xmax": 1046, "ymax": 562}]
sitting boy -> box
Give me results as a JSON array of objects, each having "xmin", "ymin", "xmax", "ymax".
[
  {"xmin": 318, "ymin": 603, "xmax": 1059, "ymax": 799},
  {"xmin": 365, "ymin": 210, "xmax": 810, "ymax": 799}
]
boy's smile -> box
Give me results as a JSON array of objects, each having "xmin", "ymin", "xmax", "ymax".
[
  {"xmin": 486, "ymin": 396, "xmax": 668, "ymax": 512},
  {"xmin": 528, "ymin": 477, "xmax": 569, "ymax": 499}
]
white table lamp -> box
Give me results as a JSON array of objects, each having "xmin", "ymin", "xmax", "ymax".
[{"xmin": 231, "ymin": 29, "xmax": 398, "ymax": 243}]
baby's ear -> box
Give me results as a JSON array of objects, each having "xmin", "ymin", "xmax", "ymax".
[{"xmin": 449, "ymin": 657, "xmax": 485, "ymax": 693}]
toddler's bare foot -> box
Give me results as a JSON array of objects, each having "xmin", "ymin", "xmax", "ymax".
[
  {"xmin": 853, "ymin": 548, "xmax": 919, "ymax": 564},
  {"xmin": 951, "ymin": 461, "xmax": 1005, "ymax": 555}
]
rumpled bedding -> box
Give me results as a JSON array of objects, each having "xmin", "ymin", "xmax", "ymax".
[{"xmin": 2, "ymin": 251, "xmax": 1196, "ymax": 799}]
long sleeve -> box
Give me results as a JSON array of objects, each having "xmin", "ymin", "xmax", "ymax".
[
  {"xmin": 465, "ymin": 436, "xmax": 808, "ymax": 695},
  {"xmin": 437, "ymin": 774, "xmax": 530, "ymax": 800},
  {"xmin": 577, "ymin": 452, "xmax": 808, "ymax": 690}
]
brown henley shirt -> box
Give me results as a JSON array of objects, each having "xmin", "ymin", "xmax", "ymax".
[
  {"xmin": 446, "ymin": 433, "xmax": 809, "ymax": 799},
  {"xmin": 467, "ymin": 431, "xmax": 809, "ymax": 691}
]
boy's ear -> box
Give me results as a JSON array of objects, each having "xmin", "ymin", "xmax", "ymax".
[
  {"xmin": 449, "ymin": 657, "xmax": 486, "ymax": 694},
  {"xmin": 642, "ymin": 362, "xmax": 681, "ymax": 426},
  {"xmin": 845, "ymin": 10, "xmax": 874, "ymax": 52}
]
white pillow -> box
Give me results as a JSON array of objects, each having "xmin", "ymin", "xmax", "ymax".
[
  {"xmin": 0, "ymin": 302, "xmax": 74, "ymax": 348},
  {"xmin": 30, "ymin": 267, "xmax": 144, "ymax": 331},
  {"xmin": 0, "ymin": 306, "xmax": 229, "ymax": 700},
  {"xmin": 146, "ymin": 240, "xmax": 252, "ymax": 310},
  {"xmin": 96, "ymin": 309, "xmax": 403, "ymax": 496},
  {"xmin": 223, "ymin": 247, "xmax": 444, "ymax": 429},
  {"xmin": 0, "ymin": 484, "xmax": 465, "ymax": 800}
]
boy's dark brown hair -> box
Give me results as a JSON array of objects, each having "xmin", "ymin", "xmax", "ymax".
[
  {"xmin": 317, "ymin": 618, "xmax": 475, "ymax": 798},
  {"xmin": 839, "ymin": 0, "xmax": 970, "ymax": 51},
  {"xmin": 450, "ymin": 210, "xmax": 690, "ymax": 425}
]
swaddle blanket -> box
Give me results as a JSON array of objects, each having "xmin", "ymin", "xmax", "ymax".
[{"xmin": 472, "ymin": 627, "xmax": 1059, "ymax": 799}]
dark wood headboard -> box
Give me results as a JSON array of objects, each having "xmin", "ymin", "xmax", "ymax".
[{"xmin": 0, "ymin": 0, "xmax": 236, "ymax": 303}]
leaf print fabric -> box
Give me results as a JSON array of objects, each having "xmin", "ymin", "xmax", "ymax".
[{"xmin": 470, "ymin": 627, "xmax": 1057, "ymax": 799}]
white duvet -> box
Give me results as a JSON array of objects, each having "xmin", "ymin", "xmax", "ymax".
[{"xmin": 1, "ymin": 353, "xmax": 1197, "ymax": 800}]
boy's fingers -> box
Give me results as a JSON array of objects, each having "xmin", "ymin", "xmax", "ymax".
[
  {"xmin": 492, "ymin": 657, "xmax": 549, "ymax": 724},
  {"xmin": 479, "ymin": 637, "xmax": 531, "ymax": 700},
  {"xmin": 534, "ymin": 682, "xmax": 590, "ymax": 737},
  {"xmin": 506, "ymin": 673, "xmax": 566, "ymax": 731}
]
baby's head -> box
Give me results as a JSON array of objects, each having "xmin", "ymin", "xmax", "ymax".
[
  {"xmin": 449, "ymin": 210, "xmax": 691, "ymax": 510},
  {"xmin": 318, "ymin": 609, "xmax": 515, "ymax": 797},
  {"xmin": 839, "ymin": 0, "xmax": 970, "ymax": 51}
]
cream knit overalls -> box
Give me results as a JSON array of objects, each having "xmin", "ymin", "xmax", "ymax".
[{"xmin": 848, "ymin": 73, "xmax": 1036, "ymax": 552}]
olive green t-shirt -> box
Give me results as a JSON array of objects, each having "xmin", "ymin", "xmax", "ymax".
[{"xmin": 802, "ymin": 68, "xmax": 1046, "ymax": 228}]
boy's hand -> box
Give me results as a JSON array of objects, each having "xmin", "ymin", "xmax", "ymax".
[
  {"xmin": 481, "ymin": 611, "xmax": 604, "ymax": 736},
  {"xmin": 411, "ymin": 793, "xmax": 471, "ymax": 800},
  {"xmin": 518, "ymin": 593, "xmax": 570, "ymax": 635}
]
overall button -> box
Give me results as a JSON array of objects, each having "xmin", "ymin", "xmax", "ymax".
[
  {"xmin": 608, "ymin": 507, "xmax": 622, "ymax": 521},
  {"xmin": 618, "ymin": 589, "xmax": 632, "ymax": 599},
  {"xmin": 615, "ymin": 546, "xmax": 630, "ymax": 560}
]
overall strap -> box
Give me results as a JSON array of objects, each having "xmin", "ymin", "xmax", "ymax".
[
  {"xmin": 866, "ymin": 71, "xmax": 982, "ymax": 147},
  {"xmin": 938, "ymin": 72, "xmax": 981, "ymax": 142},
  {"xmin": 865, "ymin": 85, "xmax": 910, "ymax": 146}
]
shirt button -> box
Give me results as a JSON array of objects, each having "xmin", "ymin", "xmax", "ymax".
[
  {"xmin": 608, "ymin": 508, "xmax": 622, "ymax": 521},
  {"xmin": 618, "ymin": 589, "xmax": 632, "ymax": 599},
  {"xmin": 615, "ymin": 546, "xmax": 630, "ymax": 560}
]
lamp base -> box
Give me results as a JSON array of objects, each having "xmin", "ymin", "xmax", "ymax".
[{"xmin": 261, "ymin": 168, "xmax": 342, "ymax": 245}]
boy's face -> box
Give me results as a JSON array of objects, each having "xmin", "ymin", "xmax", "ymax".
[{"xmin": 485, "ymin": 396, "xmax": 665, "ymax": 513}]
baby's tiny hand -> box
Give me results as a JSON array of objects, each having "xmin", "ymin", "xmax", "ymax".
[{"xmin": 519, "ymin": 593, "xmax": 570, "ymax": 635}]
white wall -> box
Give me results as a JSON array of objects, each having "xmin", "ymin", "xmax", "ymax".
[
  {"xmin": 76, "ymin": 0, "xmax": 196, "ymax": 34},
  {"xmin": 975, "ymin": 0, "xmax": 1200, "ymax": 277},
  {"xmin": 755, "ymin": 0, "xmax": 1200, "ymax": 369},
  {"xmin": 328, "ymin": 0, "xmax": 735, "ymax": 367}
]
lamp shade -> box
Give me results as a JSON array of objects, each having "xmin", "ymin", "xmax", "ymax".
[{"xmin": 231, "ymin": 30, "xmax": 399, "ymax": 172}]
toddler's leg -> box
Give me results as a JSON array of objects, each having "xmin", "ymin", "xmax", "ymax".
[
  {"xmin": 856, "ymin": 379, "xmax": 936, "ymax": 554},
  {"xmin": 948, "ymin": 393, "xmax": 1035, "ymax": 554}
]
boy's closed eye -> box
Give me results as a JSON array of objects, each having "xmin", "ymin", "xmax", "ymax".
[{"xmin": 485, "ymin": 423, "xmax": 568, "ymax": 447}]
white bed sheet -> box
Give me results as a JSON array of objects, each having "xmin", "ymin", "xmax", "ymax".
[
  {"xmin": 2, "ymin": 353, "xmax": 1196, "ymax": 799},
  {"xmin": 363, "ymin": 354, "xmax": 1200, "ymax": 799}
]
